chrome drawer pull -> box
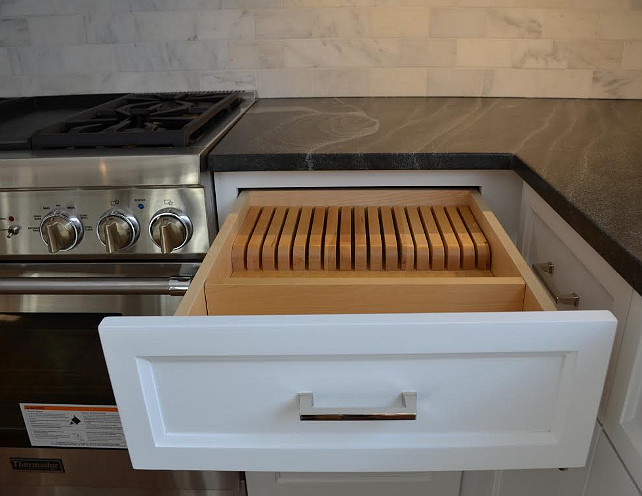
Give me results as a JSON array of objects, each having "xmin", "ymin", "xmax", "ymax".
[
  {"xmin": 532, "ymin": 262, "xmax": 580, "ymax": 308},
  {"xmin": 0, "ymin": 276, "xmax": 191, "ymax": 295},
  {"xmin": 298, "ymin": 392, "xmax": 417, "ymax": 421}
]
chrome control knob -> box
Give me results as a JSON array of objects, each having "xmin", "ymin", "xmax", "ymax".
[
  {"xmin": 39, "ymin": 209, "xmax": 84, "ymax": 253},
  {"xmin": 149, "ymin": 208, "xmax": 193, "ymax": 254},
  {"xmin": 97, "ymin": 209, "xmax": 140, "ymax": 253}
]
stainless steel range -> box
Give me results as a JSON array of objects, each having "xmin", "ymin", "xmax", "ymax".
[{"xmin": 0, "ymin": 92, "xmax": 254, "ymax": 496}]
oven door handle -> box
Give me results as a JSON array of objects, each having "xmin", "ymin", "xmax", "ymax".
[{"xmin": 0, "ymin": 276, "xmax": 191, "ymax": 295}]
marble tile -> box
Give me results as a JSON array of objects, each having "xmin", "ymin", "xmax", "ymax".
[
  {"xmin": 599, "ymin": 11, "xmax": 642, "ymax": 41},
  {"xmin": 370, "ymin": 67, "xmax": 427, "ymax": 95},
  {"xmin": 511, "ymin": 40, "xmax": 565, "ymax": 69},
  {"xmin": 255, "ymin": 8, "xmax": 367, "ymax": 39},
  {"xmin": 367, "ymin": 8, "xmax": 430, "ymax": 37},
  {"xmin": 591, "ymin": 70, "xmax": 642, "ymax": 98},
  {"xmin": 557, "ymin": 41, "xmax": 624, "ymax": 70},
  {"xmin": 142, "ymin": 70, "xmax": 200, "ymax": 91},
  {"xmin": 28, "ymin": 15, "xmax": 86, "ymax": 45},
  {"xmin": 200, "ymin": 70, "xmax": 256, "ymax": 90},
  {"xmin": 115, "ymin": 41, "xmax": 225, "ymax": 71},
  {"xmin": 0, "ymin": 0, "xmax": 52, "ymax": 16},
  {"xmin": 283, "ymin": 39, "xmax": 400, "ymax": 68},
  {"xmin": 487, "ymin": 9, "xmax": 543, "ymax": 38},
  {"xmin": 224, "ymin": 0, "xmax": 279, "ymax": 7},
  {"xmin": 456, "ymin": 39, "xmax": 511, "ymax": 67},
  {"xmin": 622, "ymin": 42, "xmax": 642, "ymax": 70},
  {"xmin": 541, "ymin": 9, "xmax": 599, "ymax": 39},
  {"xmin": 7, "ymin": 45, "xmax": 64, "ymax": 75},
  {"xmin": 197, "ymin": 9, "xmax": 254, "ymax": 40},
  {"xmin": 91, "ymin": 71, "xmax": 149, "ymax": 93},
  {"xmin": 62, "ymin": 44, "xmax": 118, "ymax": 74},
  {"xmin": 0, "ymin": 48, "xmax": 10, "ymax": 75},
  {"xmin": 133, "ymin": 11, "xmax": 198, "ymax": 41},
  {"xmin": 257, "ymin": 68, "xmax": 316, "ymax": 97},
  {"xmin": 312, "ymin": 68, "xmax": 370, "ymax": 96},
  {"xmin": 400, "ymin": 39, "xmax": 455, "ymax": 67},
  {"xmin": 483, "ymin": 68, "xmax": 593, "ymax": 97},
  {"xmin": 430, "ymin": 8, "xmax": 488, "ymax": 37},
  {"xmin": 0, "ymin": 18, "xmax": 29, "ymax": 46},
  {"xmin": 51, "ymin": 0, "xmax": 115, "ymax": 14},
  {"xmin": 227, "ymin": 41, "xmax": 283, "ymax": 68},
  {"xmin": 0, "ymin": 75, "xmax": 39, "ymax": 96},
  {"xmin": 39, "ymin": 73, "xmax": 92, "ymax": 95},
  {"xmin": 426, "ymin": 67, "xmax": 483, "ymax": 96},
  {"xmin": 85, "ymin": 14, "xmax": 138, "ymax": 43}
]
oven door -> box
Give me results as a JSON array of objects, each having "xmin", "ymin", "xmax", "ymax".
[{"xmin": 0, "ymin": 263, "xmax": 241, "ymax": 496}]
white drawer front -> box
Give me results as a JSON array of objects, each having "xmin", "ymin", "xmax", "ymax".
[
  {"xmin": 99, "ymin": 311, "xmax": 615, "ymax": 472},
  {"xmin": 246, "ymin": 471, "xmax": 461, "ymax": 496}
]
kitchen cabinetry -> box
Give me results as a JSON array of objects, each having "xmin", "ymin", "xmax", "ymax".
[
  {"xmin": 99, "ymin": 187, "xmax": 615, "ymax": 474},
  {"xmin": 605, "ymin": 290, "xmax": 642, "ymax": 489},
  {"xmin": 584, "ymin": 430, "xmax": 641, "ymax": 496}
]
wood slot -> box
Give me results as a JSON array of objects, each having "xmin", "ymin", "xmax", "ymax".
[
  {"xmin": 324, "ymin": 206, "xmax": 339, "ymax": 271},
  {"xmin": 292, "ymin": 206, "xmax": 313, "ymax": 271},
  {"xmin": 393, "ymin": 205, "xmax": 415, "ymax": 271},
  {"xmin": 419, "ymin": 206, "xmax": 445, "ymax": 271},
  {"xmin": 246, "ymin": 207, "xmax": 274, "ymax": 271},
  {"xmin": 277, "ymin": 207, "xmax": 300, "ymax": 270},
  {"xmin": 407, "ymin": 206, "xmax": 430, "ymax": 271},
  {"xmin": 308, "ymin": 207, "xmax": 326, "ymax": 271},
  {"xmin": 367, "ymin": 207, "xmax": 383, "ymax": 271},
  {"xmin": 380, "ymin": 206, "xmax": 399, "ymax": 270},
  {"xmin": 459, "ymin": 205, "xmax": 490, "ymax": 270},
  {"xmin": 231, "ymin": 205, "xmax": 261, "ymax": 271},
  {"xmin": 339, "ymin": 206, "xmax": 353, "ymax": 271},
  {"xmin": 354, "ymin": 206, "xmax": 368, "ymax": 271},
  {"xmin": 433, "ymin": 206, "xmax": 460, "ymax": 271},
  {"xmin": 261, "ymin": 206, "xmax": 287, "ymax": 271},
  {"xmin": 446, "ymin": 205, "xmax": 476, "ymax": 270}
]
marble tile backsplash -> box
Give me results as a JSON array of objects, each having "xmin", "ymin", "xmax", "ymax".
[{"xmin": 0, "ymin": 0, "xmax": 641, "ymax": 97}]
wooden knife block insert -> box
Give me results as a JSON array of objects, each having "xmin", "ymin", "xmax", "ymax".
[
  {"xmin": 231, "ymin": 204, "xmax": 490, "ymax": 273},
  {"xmin": 187, "ymin": 189, "xmax": 551, "ymax": 316}
]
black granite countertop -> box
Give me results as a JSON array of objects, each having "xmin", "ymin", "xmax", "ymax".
[{"xmin": 209, "ymin": 97, "xmax": 642, "ymax": 295}]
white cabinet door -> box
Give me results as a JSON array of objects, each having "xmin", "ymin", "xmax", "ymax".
[
  {"xmin": 519, "ymin": 184, "xmax": 633, "ymax": 420},
  {"xmin": 585, "ymin": 431, "xmax": 641, "ymax": 496},
  {"xmin": 605, "ymin": 291, "xmax": 642, "ymax": 489},
  {"xmin": 99, "ymin": 311, "xmax": 615, "ymax": 473}
]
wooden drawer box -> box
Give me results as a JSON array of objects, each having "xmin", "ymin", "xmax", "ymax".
[{"xmin": 99, "ymin": 189, "xmax": 617, "ymax": 474}]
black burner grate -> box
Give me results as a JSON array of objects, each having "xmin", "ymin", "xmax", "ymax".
[{"xmin": 30, "ymin": 92, "xmax": 242, "ymax": 149}]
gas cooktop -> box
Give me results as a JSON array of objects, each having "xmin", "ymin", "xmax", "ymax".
[{"xmin": 0, "ymin": 91, "xmax": 243, "ymax": 151}]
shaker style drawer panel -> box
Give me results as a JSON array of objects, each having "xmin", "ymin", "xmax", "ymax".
[{"xmin": 98, "ymin": 188, "xmax": 616, "ymax": 473}]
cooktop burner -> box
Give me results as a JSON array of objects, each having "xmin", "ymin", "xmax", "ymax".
[{"xmin": 30, "ymin": 92, "xmax": 242, "ymax": 149}]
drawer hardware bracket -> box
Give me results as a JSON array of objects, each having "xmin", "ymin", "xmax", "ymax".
[
  {"xmin": 532, "ymin": 262, "xmax": 580, "ymax": 308},
  {"xmin": 298, "ymin": 392, "xmax": 417, "ymax": 421}
]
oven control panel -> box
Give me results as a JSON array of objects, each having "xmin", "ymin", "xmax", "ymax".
[{"xmin": 0, "ymin": 187, "xmax": 209, "ymax": 258}]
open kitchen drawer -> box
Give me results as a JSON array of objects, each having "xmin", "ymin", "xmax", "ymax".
[{"xmin": 99, "ymin": 189, "xmax": 616, "ymax": 472}]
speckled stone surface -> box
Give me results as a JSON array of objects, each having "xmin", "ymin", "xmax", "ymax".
[{"xmin": 209, "ymin": 97, "xmax": 642, "ymax": 295}]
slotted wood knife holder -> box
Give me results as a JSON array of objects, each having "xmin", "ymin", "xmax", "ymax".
[{"xmin": 195, "ymin": 189, "xmax": 547, "ymax": 316}]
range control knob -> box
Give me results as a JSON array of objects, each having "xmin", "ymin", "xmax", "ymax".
[
  {"xmin": 39, "ymin": 209, "xmax": 84, "ymax": 253},
  {"xmin": 97, "ymin": 209, "xmax": 140, "ymax": 253},
  {"xmin": 149, "ymin": 208, "xmax": 193, "ymax": 254}
]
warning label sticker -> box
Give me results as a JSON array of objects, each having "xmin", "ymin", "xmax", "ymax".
[{"xmin": 19, "ymin": 404, "xmax": 127, "ymax": 449}]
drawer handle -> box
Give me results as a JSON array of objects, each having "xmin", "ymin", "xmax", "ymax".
[
  {"xmin": 298, "ymin": 392, "xmax": 417, "ymax": 421},
  {"xmin": 532, "ymin": 262, "xmax": 580, "ymax": 308}
]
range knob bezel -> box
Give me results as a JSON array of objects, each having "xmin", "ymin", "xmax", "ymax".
[
  {"xmin": 96, "ymin": 208, "xmax": 140, "ymax": 252},
  {"xmin": 149, "ymin": 207, "xmax": 193, "ymax": 253},
  {"xmin": 39, "ymin": 209, "xmax": 84, "ymax": 253}
]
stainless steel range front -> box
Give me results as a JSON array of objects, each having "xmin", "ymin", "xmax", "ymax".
[{"xmin": 0, "ymin": 92, "xmax": 254, "ymax": 496}]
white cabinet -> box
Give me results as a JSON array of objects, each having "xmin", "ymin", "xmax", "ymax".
[
  {"xmin": 99, "ymin": 188, "xmax": 616, "ymax": 474},
  {"xmin": 584, "ymin": 430, "xmax": 641, "ymax": 496},
  {"xmin": 605, "ymin": 291, "xmax": 642, "ymax": 489},
  {"xmin": 246, "ymin": 471, "xmax": 461, "ymax": 496},
  {"xmin": 519, "ymin": 184, "xmax": 633, "ymax": 420}
]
